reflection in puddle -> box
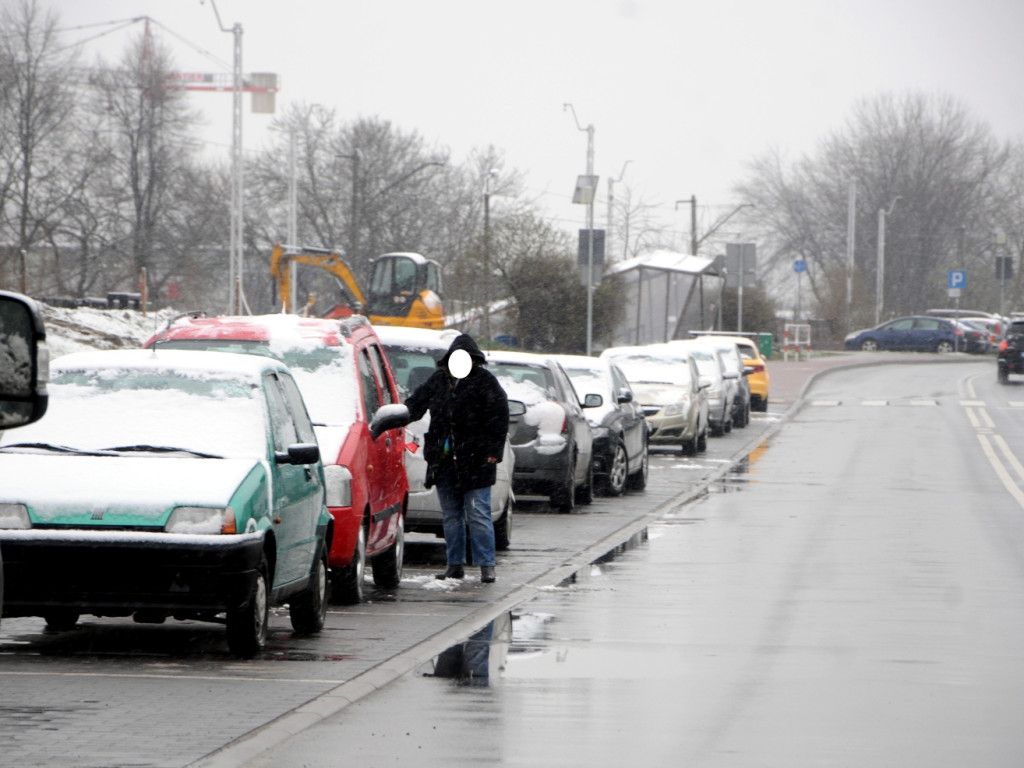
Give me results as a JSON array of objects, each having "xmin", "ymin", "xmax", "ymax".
[{"xmin": 425, "ymin": 612, "xmax": 512, "ymax": 686}]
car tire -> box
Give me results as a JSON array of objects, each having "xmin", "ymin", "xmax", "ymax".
[
  {"xmin": 226, "ymin": 552, "xmax": 269, "ymax": 659},
  {"xmin": 681, "ymin": 432, "xmax": 697, "ymax": 456},
  {"xmin": 601, "ymin": 439, "xmax": 628, "ymax": 496},
  {"xmin": 331, "ymin": 525, "xmax": 366, "ymax": 605},
  {"xmin": 999, "ymin": 365, "xmax": 1009, "ymax": 384},
  {"xmin": 936, "ymin": 340, "xmax": 954, "ymax": 353},
  {"xmin": 290, "ymin": 540, "xmax": 329, "ymax": 635},
  {"xmin": 494, "ymin": 498, "xmax": 512, "ymax": 550},
  {"xmin": 697, "ymin": 424, "xmax": 708, "ymax": 453},
  {"xmin": 575, "ymin": 457, "xmax": 595, "ymax": 505},
  {"xmin": 371, "ymin": 514, "xmax": 405, "ymax": 589},
  {"xmin": 860, "ymin": 339, "xmax": 879, "ymax": 351},
  {"xmin": 44, "ymin": 609, "xmax": 80, "ymax": 632},
  {"xmin": 625, "ymin": 441, "xmax": 648, "ymax": 491},
  {"xmin": 754, "ymin": 396, "xmax": 769, "ymax": 413},
  {"xmin": 551, "ymin": 455, "xmax": 576, "ymax": 513}
]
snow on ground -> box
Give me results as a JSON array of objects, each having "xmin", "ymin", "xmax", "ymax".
[{"xmin": 40, "ymin": 304, "xmax": 179, "ymax": 358}]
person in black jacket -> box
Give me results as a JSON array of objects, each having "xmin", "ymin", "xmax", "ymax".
[{"xmin": 405, "ymin": 334, "xmax": 509, "ymax": 583}]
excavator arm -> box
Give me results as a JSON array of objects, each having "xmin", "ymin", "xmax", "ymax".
[{"xmin": 270, "ymin": 243, "xmax": 367, "ymax": 314}]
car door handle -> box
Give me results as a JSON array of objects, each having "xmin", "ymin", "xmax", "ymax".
[{"xmin": 385, "ymin": 437, "xmax": 392, "ymax": 447}]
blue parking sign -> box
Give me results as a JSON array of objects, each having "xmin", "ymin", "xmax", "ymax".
[{"xmin": 948, "ymin": 270, "xmax": 967, "ymax": 289}]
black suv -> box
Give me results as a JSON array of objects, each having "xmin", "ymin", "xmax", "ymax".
[{"xmin": 997, "ymin": 320, "xmax": 1024, "ymax": 383}]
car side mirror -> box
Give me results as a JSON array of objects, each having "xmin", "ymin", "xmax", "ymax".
[
  {"xmin": 508, "ymin": 399, "xmax": 526, "ymax": 417},
  {"xmin": 616, "ymin": 388, "xmax": 633, "ymax": 404},
  {"xmin": 370, "ymin": 403, "xmax": 411, "ymax": 440},
  {"xmin": 743, "ymin": 366, "xmax": 754, "ymax": 376},
  {"xmin": 276, "ymin": 442, "xmax": 320, "ymax": 465},
  {"xmin": 0, "ymin": 291, "xmax": 48, "ymax": 429},
  {"xmin": 582, "ymin": 393, "xmax": 603, "ymax": 408}
]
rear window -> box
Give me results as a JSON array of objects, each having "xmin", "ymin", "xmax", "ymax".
[{"xmin": 491, "ymin": 362, "xmax": 557, "ymax": 405}]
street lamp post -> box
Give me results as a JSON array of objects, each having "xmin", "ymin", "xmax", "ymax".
[
  {"xmin": 208, "ymin": 0, "xmax": 244, "ymax": 315},
  {"xmin": 565, "ymin": 104, "xmax": 598, "ymax": 356},
  {"xmin": 875, "ymin": 196, "xmax": 900, "ymax": 326},
  {"xmin": 607, "ymin": 161, "xmax": 631, "ymax": 261},
  {"xmin": 482, "ymin": 168, "xmax": 498, "ymax": 343}
]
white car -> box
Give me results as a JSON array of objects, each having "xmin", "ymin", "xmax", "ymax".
[
  {"xmin": 600, "ymin": 344, "xmax": 709, "ymax": 455},
  {"xmin": 373, "ymin": 326, "xmax": 515, "ymax": 548}
]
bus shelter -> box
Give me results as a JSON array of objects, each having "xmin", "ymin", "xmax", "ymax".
[{"xmin": 605, "ymin": 249, "xmax": 722, "ymax": 347}]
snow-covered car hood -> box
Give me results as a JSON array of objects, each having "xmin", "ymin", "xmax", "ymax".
[
  {"xmin": 0, "ymin": 453, "xmax": 262, "ymax": 523},
  {"xmin": 630, "ymin": 381, "xmax": 688, "ymax": 407}
]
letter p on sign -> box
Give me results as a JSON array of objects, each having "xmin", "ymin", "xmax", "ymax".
[{"xmin": 948, "ymin": 270, "xmax": 967, "ymax": 289}]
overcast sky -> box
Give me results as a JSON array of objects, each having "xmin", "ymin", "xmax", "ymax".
[{"xmin": 43, "ymin": 0, "xmax": 1024, "ymax": 243}]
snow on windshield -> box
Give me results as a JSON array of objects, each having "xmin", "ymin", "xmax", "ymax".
[
  {"xmin": 603, "ymin": 353, "xmax": 692, "ymax": 387},
  {"xmin": 491, "ymin": 363, "xmax": 567, "ymax": 453},
  {"xmin": 0, "ymin": 366, "xmax": 267, "ymax": 458}
]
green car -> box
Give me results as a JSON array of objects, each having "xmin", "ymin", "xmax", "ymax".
[{"xmin": 0, "ymin": 348, "xmax": 332, "ymax": 657}]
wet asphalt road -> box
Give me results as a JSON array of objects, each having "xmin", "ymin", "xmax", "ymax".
[
  {"xmin": 238, "ymin": 357, "xmax": 1024, "ymax": 768},
  {"xmin": 0, "ymin": 352, "xmax": 988, "ymax": 767}
]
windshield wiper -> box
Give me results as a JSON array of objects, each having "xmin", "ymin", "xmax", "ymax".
[
  {"xmin": 103, "ymin": 444, "xmax": 224, "ymax": 459},
  {"xmin": 0, "ymin": 442, "xmax": 115, "ymax": 457}
]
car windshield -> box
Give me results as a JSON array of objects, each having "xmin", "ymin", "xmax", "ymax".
[
  {"xmin": 604, "ymin": 353, "xmax": 693, "ymax": 387},
  {"xmin": 562, "ymin": 367, "xmax": 607, "ymax": 398},
  {"xmin": 156, "ymin": 338, "xmax": 358, "ymax": 428},
  {"xmin": 0, "ymin": 366, "xmax": 267, "ymax": 458},
  {"xmin": 689, "ymin": 349, "xmax": 721, "ymax": 377},
  {"xmin": 490, "ymin": 362, "xmax": 556, "ymax": 405},
  {"xmin": 381, "ymin": 343, "xmax": 444, "ymax": 397}
]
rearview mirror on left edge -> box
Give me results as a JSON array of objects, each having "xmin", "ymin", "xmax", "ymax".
[{"xmin": 0, "ymin": 290, "xmax": 48, "ymax": 430}]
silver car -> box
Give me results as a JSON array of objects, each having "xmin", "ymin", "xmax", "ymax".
[
  {"xmin": 486, "ymin": 350, "xmax": 598, "ymax": 513},
  {"xmin": 374, "ymin": 326, "xmax": 515, "ymax": 548}
]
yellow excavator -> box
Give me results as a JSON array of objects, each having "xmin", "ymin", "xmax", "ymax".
[{"xmin": 270, "ymin": 243, "xmax": 445, "ymax": 330}]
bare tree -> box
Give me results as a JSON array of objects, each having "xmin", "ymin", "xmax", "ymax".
[
  {"xmin": 737, "ymin": 92, "xmax": 1010, "ymax": 332},
  {"xmin": 84, "ymin": 23, "xmax": 200, "ymax": 298},
  {"xmin": 0, "ymin": 0, "xmax": 77, "ymax": 291}
]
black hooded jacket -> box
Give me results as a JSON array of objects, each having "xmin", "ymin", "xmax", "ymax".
[{"xmin": 404, "ymin": 334, "xmax": 509, "ymax": 491}]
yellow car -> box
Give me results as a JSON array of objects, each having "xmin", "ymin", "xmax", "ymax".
[{"xmin": 732, "ymin": 336, "xmax": 771, "ymax": 412}]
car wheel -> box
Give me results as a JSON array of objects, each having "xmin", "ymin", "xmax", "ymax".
[
  {"xmin": 551, "ymin": 455, "xmax": 576, "ymax": 513},
  {"xmin": 575, "ymin": 456, "xmax": 595, "ymax": 505},
  {"xmin": 289, "ymin": 540, "xmax": 329, "ymax": 635},
  {"xmin": 371, "ymin": 514, "xmax": 405, "ymax": 588},
  {"xmin": 681, "ymin": 432, "xmax": 697, "ymax": 456},
  {"xmin": 754, "ymin": 396, "xmax": 769, "ymax": 413},
  {"xmin": 226, "ymin": 553, "xmax": 269, "ymax": 658},
  {"xmin": 494, "ymin": 498, "xmax": 512, "ymax": 550},
  {"xmin": 625, "ymin": 441, "xmax": 648, "ymax": 491},
  {"xmin": 999, "ymin": 364, "xmax": 1010, "ymax": 384},
  {"xmin": 860, "ymin": 339, "xmax": 879, "ymax": 351},
  {"xmin": 602, "ymin": 440, "xmax": 628, "ymax": 496},
  {"xmin": 44, "ymin": 609, "xmax": 80, "ymax": 632},
  {"xmin": 697, "ymin": 424, "xmax": 708, "ymax": 453},
  {"xmin": 331, "ymin": 524, "xmax": 366, "ymax": 605},
  {"xmin": 936, "ymin": 340, "xmax": 954, "ymax": 353}
]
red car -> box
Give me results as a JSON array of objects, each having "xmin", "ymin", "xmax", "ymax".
[{"xmin": 145, "ymin": 313, "xmax": 408, "ymax": 604}]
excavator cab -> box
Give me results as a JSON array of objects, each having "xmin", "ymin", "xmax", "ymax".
[
  {"xmin": 365, "ymin": 252, "xmax": 444, "ymax": 330},
  {"xmin": 270, "ymin": 244, "xmax": 445, "ymax": 330}
]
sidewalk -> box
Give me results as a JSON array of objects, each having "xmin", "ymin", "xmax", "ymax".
[{"xmin": 766, "ymin": 350, "xmax": 980, "ymax": 406}]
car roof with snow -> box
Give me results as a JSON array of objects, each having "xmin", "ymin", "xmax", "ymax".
[
  {"xmin": 372, "ymin": 325, "xmax": 461, "ymax": 350},
  {"xmin": 53, "ymin": 347, "xmax": 289, "ymax": 379}
]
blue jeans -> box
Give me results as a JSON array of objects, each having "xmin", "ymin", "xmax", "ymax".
[{"xmin": 435, "ymin": 474, "xmax": 495, "ymax": 568}]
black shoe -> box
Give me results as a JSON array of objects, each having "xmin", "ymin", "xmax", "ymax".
[
  {"xmin": 436, "ymin": 565, "xmax": 465, "ymax": 580},
  {"xmin": 480, "ymin": 566, "xmax": 496, "ymax": 583}
]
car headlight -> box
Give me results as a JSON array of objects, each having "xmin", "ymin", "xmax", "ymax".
[
  {"xmin": 324, "ymin": 464, "xmax": 353, "ymax": 507},
  {"xmin": 0, "ymin": 503, "xmax": 31, "ymax": 529},
  {"xmin": 662, "ymin": 402, "xmax": 684, "ymax": 417},
  {"xmin": 165, "ymin": 506, "xmax": 236, "ymax": 534}
]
